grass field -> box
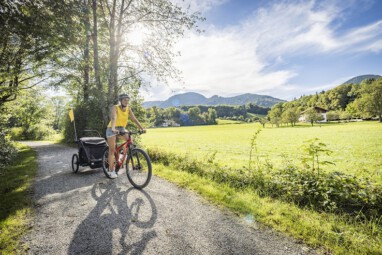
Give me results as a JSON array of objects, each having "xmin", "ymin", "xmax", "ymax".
[
  {"xmin": 142, "ymin": 121, "xmax": 382, "ymax": 254},
  {"xmin": 141, "ymin": 121, "xmax": 382, "ymax": 183},
  {"xmin": 0, "ymin": 143, "xmax": 37, "ymax": 254}
]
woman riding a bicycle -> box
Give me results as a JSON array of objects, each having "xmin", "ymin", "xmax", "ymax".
[{"xmin": 105, "ymin": 93, "xmax": 145, "ymax": 179}]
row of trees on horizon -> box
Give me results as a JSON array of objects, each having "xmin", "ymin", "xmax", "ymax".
[{"xmin": 145, "ymin": 103, "xmax": 269, "ymax": 127}]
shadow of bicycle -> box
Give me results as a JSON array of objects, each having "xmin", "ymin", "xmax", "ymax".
[{"xmin": 68, "ymin": 182, "xmax": 157, "ymax": 254}]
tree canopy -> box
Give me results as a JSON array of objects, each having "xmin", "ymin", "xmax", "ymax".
[
  {"xmin": 1, "ymin": 0, "xmax": 204, "ymax": 141},
  {"xmin": 0, "ymin": 0, "xmax": 81, "ymax": 106}
]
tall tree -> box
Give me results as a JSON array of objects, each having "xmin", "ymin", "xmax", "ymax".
[
  {"xmin": 282, "ymin": 107, "xmax": 299, "ymax": 126},
  {"xmin": 59, "ymin": 0, "xmax": 203, "ymax": 133},
  {"xmin": 188, "ymin": 107, "xmax": 202, "ymax": 125},
  {"xmin": 207, "ymin": 108, "xmax": 218, "ymax": 124},
  {"xmin": 268, "ymin": 103, "xmax": 283, "ymax": 127},
  {"xmin": 304, "ymin": 108, "xmax": 324, "ymax": 126},
  {"xmin": 96, "ymin": 0, "xmax": 203, "ymax": 104}
]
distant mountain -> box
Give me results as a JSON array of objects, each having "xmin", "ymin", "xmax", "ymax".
[
  {"xmin": 143, "ymin": 92, "xmax": 285, "ymax": 108},
  {"xmin": 342, "ymin": 74, "xmax": 381, "ymax": 85}
]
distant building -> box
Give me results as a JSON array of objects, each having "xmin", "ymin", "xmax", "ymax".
[
  {"xmin": 162, "ymin": 120, "xmax": 180, "ymax": 127},
  {"xmin": 299, "ymin": 106, "xmax": 327, "ymax": 122}
]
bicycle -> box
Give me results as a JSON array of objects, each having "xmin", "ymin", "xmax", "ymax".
[{"xmin": 101, "ymin": 130, "xmax": 152, "ymax": 189}]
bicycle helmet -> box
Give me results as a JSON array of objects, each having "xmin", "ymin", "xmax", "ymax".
[{"xmin": 118, "ymin": 93, "xmax": 130, "ymax": 100}]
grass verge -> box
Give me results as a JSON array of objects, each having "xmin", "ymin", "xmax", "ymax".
[
  {"xmin": 152, "ymin": 162, "xmax": 382, "ymax": 255},
  {"xmin": 0, "ymin": 143, "xmax": 38, "ymax": 254}
]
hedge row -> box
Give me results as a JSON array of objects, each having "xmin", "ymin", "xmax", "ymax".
[{"xmin": 147, "ymin": 148, "xmax": 382, "ymax": 220}]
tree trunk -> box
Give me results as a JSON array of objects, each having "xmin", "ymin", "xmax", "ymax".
[
  {"xmin": 114, "ymin": 0, "xmax": 125, "ymax": 97},
  {"xmin": 107, "ymin": 0, "xmax": 126, "ymax": 106},
  {"xmin": 92, "ymin": 0, "xmax": 108, "ymax": 124},
  {"xmin": 108, "ymin": 0, "xmax": 118, "ymax": 106},
  {"xmin": 83, "ymin": 0, "xmax": 91, "ymax": 102},
  {"xmin": 92, "ymin": 0, "xmax": 102, "ymax": 93}
]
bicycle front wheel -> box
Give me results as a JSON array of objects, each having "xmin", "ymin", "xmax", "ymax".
[
  {"xmin": 102, "ymin": 147, "xmax": 113, "ymax": 178},
  {"xmin": 126, "ymin": 148, "xmax": 152, "ymax": 189}
]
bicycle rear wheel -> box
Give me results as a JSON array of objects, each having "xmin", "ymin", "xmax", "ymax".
[{"xmin": 126, "ymin": 148, "xmax": 152, "ymax": 189}]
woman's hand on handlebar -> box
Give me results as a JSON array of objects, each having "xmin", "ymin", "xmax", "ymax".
[
  {"xmin": 115, "ymin": 129, "xmax": 145, "ymax": 136},
  {"xmin": 112, "ymin": 128, "xmax": 119, "ymax": 134}
]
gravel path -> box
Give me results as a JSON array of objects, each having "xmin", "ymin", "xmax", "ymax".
[{"xmin": 23, "ymin": 141, "xmax": 318, "ymax": 255}]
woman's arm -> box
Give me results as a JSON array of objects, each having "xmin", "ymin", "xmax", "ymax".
[
  {"xmin": 110, "ymin": 106, "xmax": 118, "ymax": 133},
  {"xmin": 129, "ymin": 107, "xmax": 144, "ymax": 131}
]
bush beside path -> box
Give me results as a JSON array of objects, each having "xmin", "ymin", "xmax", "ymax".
[{"xmin": 22, "ymin": 141, "xmax": 317, "ymax": 254}]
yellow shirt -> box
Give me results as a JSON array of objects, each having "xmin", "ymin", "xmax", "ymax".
[{"xmin": 107, "ymin": 105, "xmax": 129, "ymax": 128}]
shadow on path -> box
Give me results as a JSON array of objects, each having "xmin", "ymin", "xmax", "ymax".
[
  {"xmin": 24, "ymin": 141, "xmax": 317, "ymax": 255},
  {"xmin": 68, "ymin": 182, "xmax": 157, "ymax": 254}
]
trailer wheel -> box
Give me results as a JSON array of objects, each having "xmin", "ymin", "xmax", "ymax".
[{"xmin": 72, "ymin": 153, "xmax": 80, "ymax": 173}]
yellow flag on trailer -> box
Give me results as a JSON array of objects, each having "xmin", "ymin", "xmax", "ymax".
[{"xmin": 69, "ymin": 109, "xmax": 74, "ymax": 122}]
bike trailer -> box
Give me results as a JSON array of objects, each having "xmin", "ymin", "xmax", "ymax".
[
  {"xmin": 77, "ymin": 136, "xmax": 107, "ymax": 169},
  {"xmin": 69, "ymin": 109, "xmax": 108, "ymax": 172}
]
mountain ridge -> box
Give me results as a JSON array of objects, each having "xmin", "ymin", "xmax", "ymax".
[
  {"xmin": 143, "ymin": 92, "xmax": 285, "ymax": 108},
  {"xmin": 143, "ymin": 74, "xmax": 381, "ymax": 109},
  {"xmin": 342, "ymin": 74, "xmax": 381, "ymax": 85}
]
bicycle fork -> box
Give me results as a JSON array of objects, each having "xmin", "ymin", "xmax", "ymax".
[{"xmin": 127, "ymin": 145, "xmax": 141, "ymax": 171}]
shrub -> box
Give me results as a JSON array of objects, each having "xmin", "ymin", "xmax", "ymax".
[
  {"xmin": 11, "ymin": 125, "xmax": 57, "ymax": 141},
  {"xmin": 9, "ymin": 125, "xmax": 57, "ymax": 141},
  {"xmin": 269, "ymin": 167, "xmax": 382, "ymax": 217},
  {"xmin": 26, "ymin": 124, "xmax": 56, "ymax": 140},
  {"xmin": 9, "ymin": 127, "xmax": 24, "ymax": 140},
  {"xmin": 0, "ymin": 131, "xmax": 17, "ymax": 168}
]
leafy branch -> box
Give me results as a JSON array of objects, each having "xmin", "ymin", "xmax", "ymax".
[{"xmin": 301, "ymin": 138, "xmax": 335, "ymax": 174}]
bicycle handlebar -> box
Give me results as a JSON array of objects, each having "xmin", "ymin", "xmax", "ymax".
[{"xmin": 118, "ymin": 130, "xmax": 146, "ymax": 136}]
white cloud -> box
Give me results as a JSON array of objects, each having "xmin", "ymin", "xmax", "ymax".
[
  {"xmin": 243, "ymin": 1, "xmax": 343, "ymax": 57},
  {"xmin": 340, "ymin": 21, "xmax": 382, "ymax": 53},
  {"xmin": 240, "ymin": 1, "xmax": 382, "ymax": 56},
  {"xmin": 172, "ymin": 0, "xmax": 228, "ymax": 13},
  {"xmin": 362, "ymin": 39, "xmax": 382, "ymax": 53},
  {"xmin": 143, "ymin": 0, "xmax": 382, "ymax": 101}
]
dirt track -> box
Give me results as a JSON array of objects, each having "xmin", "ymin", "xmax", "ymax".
[{"xmin": 23, "ymin": 141, "xmax": 318, "ymax": 255}]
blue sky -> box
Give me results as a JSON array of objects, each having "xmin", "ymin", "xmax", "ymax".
[{"xmin": 142, "ymin": 0, "xmax": 382, "ymax": 102}]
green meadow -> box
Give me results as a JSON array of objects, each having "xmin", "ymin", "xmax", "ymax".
[
  {"xmin": 142, "ymin": 121, "xmax": 382, "ymax": 183},
  {"xmin": 142, "ymin": 121, "xmax": 382, "ymax": 254}
]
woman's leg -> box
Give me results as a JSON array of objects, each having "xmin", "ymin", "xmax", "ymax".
[{"xmin": 107, "ymin": 136, "xmax": 116, "ymax": 171}]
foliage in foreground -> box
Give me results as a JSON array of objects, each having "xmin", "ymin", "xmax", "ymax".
[
  {"xmin": 147, "ymin": 147, "xmax": 382, "ymax": 220},
  {"xmin": 0, "ymin": 144, "xmax": 37, "ymax": 254}
]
